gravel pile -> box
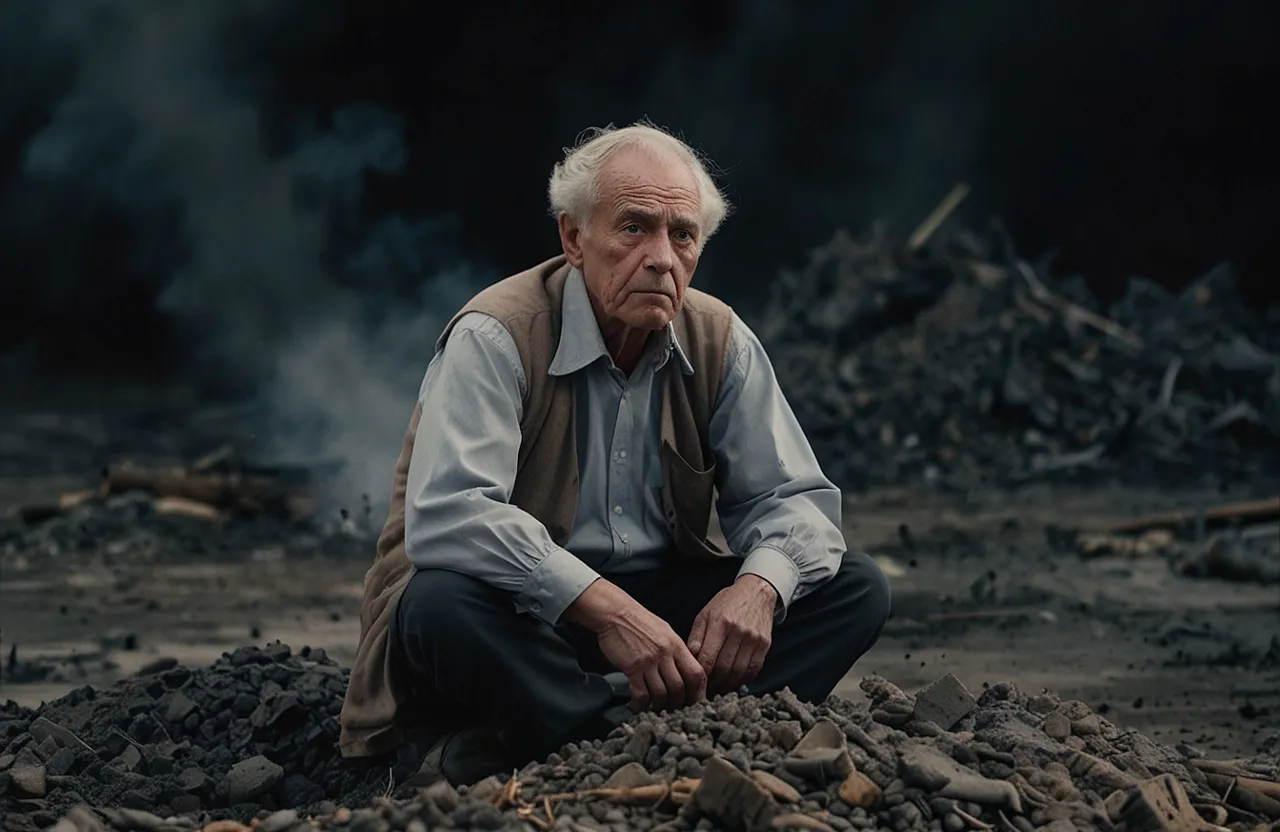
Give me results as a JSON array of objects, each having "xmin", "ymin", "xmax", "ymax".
[
  {"xmin": 5, "ymin": 648, "xmax": 1279, "ymax": 831},
  {"xmin": 758, "ymin": 224, "xmax": 1280, "ymax": 491}
]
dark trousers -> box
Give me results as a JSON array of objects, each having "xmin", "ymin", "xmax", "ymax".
[{"xmin": 391, "ymin": 550, "xmax": 890, "ymax": 764}]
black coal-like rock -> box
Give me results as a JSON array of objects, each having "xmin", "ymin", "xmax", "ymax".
[{"xmin": 1, "ymin": 644, "xmax": 384, "ymax": 828}]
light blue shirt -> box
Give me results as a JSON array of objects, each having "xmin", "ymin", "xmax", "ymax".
[{"xmin": 404, "ymin": 268, "xmax": 847, "ymax": 625}]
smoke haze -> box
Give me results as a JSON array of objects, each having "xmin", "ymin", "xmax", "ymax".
[{"xmin": 5, "ymin": 0, "xmax": 489, "ymax": 509}]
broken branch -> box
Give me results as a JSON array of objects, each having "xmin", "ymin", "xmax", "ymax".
[
  {"xmin": 908, "ymin": 183, "xmax": 972, "ymax": 254},
  {"xmin": 1107, "ymin": 497, "xmax": 1280, "ymax": 535}
]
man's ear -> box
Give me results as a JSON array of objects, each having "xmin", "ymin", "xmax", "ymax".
[{"xmin": 558, "ymin": 212, "xmax": 585, "ymax": 269}]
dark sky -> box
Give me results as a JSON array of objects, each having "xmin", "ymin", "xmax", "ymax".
[{"xmin": 0, "ymin": 0, "xmax": 1273, "ymax": 380}]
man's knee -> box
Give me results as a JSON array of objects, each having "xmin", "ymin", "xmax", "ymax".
[
  {"xmin": 397, "ymin": 568, "xmax": 498, "ymax": 640},
  {"xmin": 826, "ymin": 550, "xmax": 892, "ymax": 631}
]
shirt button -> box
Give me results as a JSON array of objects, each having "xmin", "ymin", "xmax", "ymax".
[
  {"xmin": 530, "ymin": 602, "xmax": 541, "ymax": 612},
  {"xmin": 613, "ymin": 505, "xmax": 623, "ymax": 515},
  {"xmin": 619, "ymin": 450, "xmax": 627, "ymax": 459},
  {"xmin": 620, "ymin": 534, "xmax": 629, "ymax": 543}
]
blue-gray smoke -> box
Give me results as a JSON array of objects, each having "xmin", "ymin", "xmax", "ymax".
[{"xmin": 4, "ymin": 0, "xmax": 488, "ymax": 510}]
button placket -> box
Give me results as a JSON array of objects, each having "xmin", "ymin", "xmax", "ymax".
[{"xmin": 608, "ymin": 383, "xmax": 631, "ymax": 557}]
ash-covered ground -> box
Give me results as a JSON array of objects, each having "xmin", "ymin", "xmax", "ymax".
[{"xmin": 2, "ymin": 226, "xmax": 1279, "ymax": 830}]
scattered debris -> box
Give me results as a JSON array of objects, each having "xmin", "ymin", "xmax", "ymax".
[
  {"xmin": 1045, "ymin": 495, "xmax": 1280, "ymax": 586},
  {"xmin": 18, "ymin": 449, "xmax": 318, "ymax": 526}
]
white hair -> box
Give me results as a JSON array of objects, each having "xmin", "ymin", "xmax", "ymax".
[{"xmin": 547, "ymin": 120, "xmax": 732, "ymax": 245}]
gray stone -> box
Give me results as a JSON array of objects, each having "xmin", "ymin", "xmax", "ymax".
[
  {"xmin": 260, "ymin": 809, "xmax": 301, "ymax": 832},
  {"xmin": 27, "ymin": 717, "xmax": 84, "ymax": 751},
  {"xmin": 111, "ymin": 745, "xmax": 143, "ymax": 773},
  {"xmin": 1042, "ymin": 710, "xmax": 1071, "ymax": 741},
  {"xmin": 45, "ymin": 748, "xmax": 78, "ymax": 777},
  {"xmin": 912, "ymin": 674, "xmax": 976, "ymax": 731},
  {"xmin": 9, "ymin": 765, "xmax": 47, "ymax": 799},
  {"xmin": 221, "ymin": 755, "xmax": 284, "ymax": 804},
  {"xmin": 164, "ymin": 691, "xmax": 198, "ymax": 724}
]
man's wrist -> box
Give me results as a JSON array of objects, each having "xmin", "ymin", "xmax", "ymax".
[
  {"xmin": 564, "ymin": 577, "xmax": 633, "ymax": 634},
  {"xmin": 735, "ymin": 572, "xmax": 779, "ymax": 603}
]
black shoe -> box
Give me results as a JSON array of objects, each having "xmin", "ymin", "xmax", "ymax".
[{"xmin": 409, "ymin": 725, "xmax": 517, "ymax": 788}]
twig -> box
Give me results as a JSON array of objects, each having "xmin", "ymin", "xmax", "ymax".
[
  {"xmin": 515, "ymin": 806, "xmax": 551, "ymax": 830},
  {"xmin": 952, "ymin": 806, "xmax": 992, "ymax": 829},
  {"xmin": 55, "ymin": 725, "xmax": 96, "ymax": 755},
  {"xmin": 1157, "ymin": 357, "xmax": 1183, "ymax": 410},
  {"xmin": 1107, "ymin": 497, "xmax": 1280, "ymax": 534},
  {"xmin": 111, "ymin": 728, "xmax": 145, "ymax": 752},
  {"xmin": 908, "ymin": 183, "xmax": 972, "ymax": 253},
  {"xmin": 1015, "ymin": 262, "xmax": 1145, "ymax": 350},
  {"xmin": 494, "ymin": 772, "xmax": 521, "ymax": 809}
]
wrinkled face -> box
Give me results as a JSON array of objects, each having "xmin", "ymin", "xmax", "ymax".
[{"xmin": 559, "ymin": 146, "xmax": 703, "ymax": 331}]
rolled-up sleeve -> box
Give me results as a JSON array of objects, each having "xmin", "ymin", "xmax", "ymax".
[
  {"xmin": 709, "ymin": 315, "xmax": 847, "ymax": 620},
  {"xmin": 404, "ymin": 312, "xmax": 599, "ymax": 624}
]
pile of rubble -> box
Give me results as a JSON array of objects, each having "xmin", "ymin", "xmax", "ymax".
[
  {"xmin": 4, "ymin": 647, "xmax": 1278, "ymax": 831},
  {"xmin": 0, "ymin": 645, "xmax": 387, "ymax": 830},
  {"xmin": 1, "ymin": 448, "xmax": 374, "ymax": 574},
  {"xmin": 759, "ymin": 220, "xmax": 1280, "ymax": 491}
]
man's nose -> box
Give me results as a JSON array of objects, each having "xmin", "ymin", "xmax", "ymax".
[{"xmin": 643, "ymin": 236, "xmax": 675, "ymax": 273}]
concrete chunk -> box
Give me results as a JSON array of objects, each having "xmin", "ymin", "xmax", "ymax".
[
  {"xmin": 694, "ymin": 755, "xmax": 779, "ymax": 832},
  {"xmin": 221, "ymin": 754, "xmax": 283, "ymax": 804},
  {"xmin": 9, "ymin": 765, "xmax": 47, "ymax": 798},
  {"xmin": 912, "ymin": 673, "xmax": 977, "ymax": 730}
]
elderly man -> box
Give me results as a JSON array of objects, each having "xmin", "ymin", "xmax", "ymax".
[{"xmin": 339, "ymin": 121, "xmax": 891, "ymax": 786}]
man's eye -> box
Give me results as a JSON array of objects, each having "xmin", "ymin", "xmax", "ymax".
[
  {"xmin": 674, "ymin": 230, "xmax": 692, "ymax": 241},
  {"xmin": 623, "ymin": 224, "xmax": 641, "ymax": 234}
]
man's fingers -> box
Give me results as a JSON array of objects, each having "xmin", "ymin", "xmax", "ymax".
[
  {"xmin": 628, "ymin": 673, "xmax": 651, "ymax": 712},
  {"xmin": 710, "ymin": 636, "xmax": 742, "ymax": 694},
  {"xmin": 742, "ymin": 642, "xmax": 769, "ymax": 686},
  {"xmin": 688, "ymin": 611, "xmax": 708, "ymax": 655},
  {"xmin": 674, "ymin": 647, "xmax": 708, "ymax": 704},
  {"xmin": 658, "ymin": 659, "xmax": 686, "ymax": 710},
  {"xmin": 643, "ymin": 667, "xmax": 669, "ymax": 711},
  {"xmin": 695, "ymin": 618, "xmax": 728, "ymax": 673},
  {"xmin": 726, "ymin": 640, "xmax": 762, "ymax": 690}
]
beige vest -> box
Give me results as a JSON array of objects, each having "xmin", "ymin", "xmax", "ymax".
[{"xmin": 338, "ymin": 255, "xmax": 736, "ymax": 757}]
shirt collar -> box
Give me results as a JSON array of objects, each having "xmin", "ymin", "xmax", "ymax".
[{"xmin": 548, "ymin": 268, "xmax": 694, "ymax": 377}]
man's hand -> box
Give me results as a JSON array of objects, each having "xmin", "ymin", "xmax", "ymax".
[
  {"xmin": 688, "ymin": 574, "xmax": 777, "ymax": 695},
  {"xmin": 566, "ymin": 579, "xmax": 707, "ymax": 711}
]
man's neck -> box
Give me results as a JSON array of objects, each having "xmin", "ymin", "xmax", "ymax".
[
  {"xmin": 599, "ymin": 318, "xmax": 651, "ymax": 376},
  {"xmin": 588, "ymin": 295, "xmax": 652, "ymax": 376}
]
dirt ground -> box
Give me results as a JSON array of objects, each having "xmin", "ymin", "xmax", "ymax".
[{"xmin": 2, "ymin": 388, "xmax": 1278, "ymax": 762}]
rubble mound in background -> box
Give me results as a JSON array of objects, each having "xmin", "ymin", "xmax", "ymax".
[
  {"xmin": 4, "ymin": 648, "xmax": 1277, "ymax": 831},
  {"xmin": 759, "ymin": 223, "xmax": 1280, "ymax": 491}
]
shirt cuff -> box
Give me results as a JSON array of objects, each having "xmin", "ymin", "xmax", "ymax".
[
  {"xmin": 515, "ymin": 546, "xmax": 601, "ymax": 625},
  {"xmin": 738, "ymin": 546, "xmax": 801, "ymax": 622}
]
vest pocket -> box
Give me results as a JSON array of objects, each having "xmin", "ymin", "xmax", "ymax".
[{"xmin": 660, "ymin": 440, "xmax": 724, "ymax": 559}]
